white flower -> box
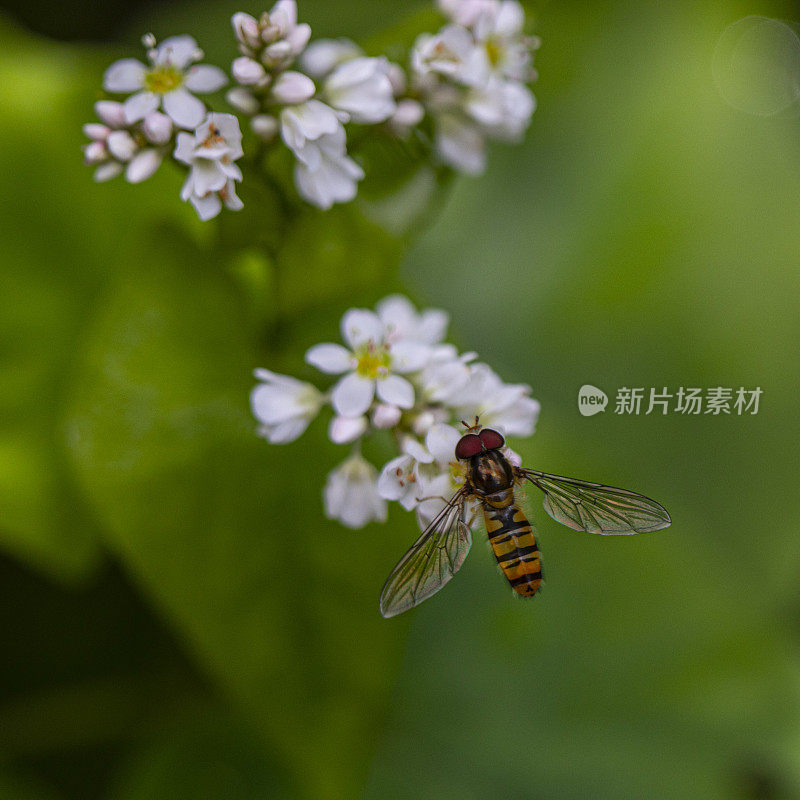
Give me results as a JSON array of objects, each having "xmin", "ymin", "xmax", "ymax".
[
  {"xmin": 103, "ymin": 35, "xmax": 227, "ymax": 129},
  {"xmin": 469, "ymin": 0, "xmax": 534, "ymax": 82},
  {"xmin": 322, "ymin": 57, "xmax": 396, "ymax": 124},
  {"xmin": 465, "ymin": 76, "xmax": 535, "ymax": 140},
  {"xmin": 233, "ymin": 2, "xmax": 311, "ymax": 69},
  {"xmin": 300, "ymin": 38, "xmax": 363, "ymax": 79},
  {"xmin": 324, "ymin": 455, "xmax": 387, "ymax": 529},
  {"xmin": 174, "ymin": 112, "xmax": 244, "ymax": 220},
  {"xmin": 251, "ymin": 368, "xmax": 324, "ymax": 443},
  {"xmin": 305, "ymin": 308, "xmax": 430, "ymax": 417},
  {"xmin": 378, "ymin": 454, "xmax": 421, "ymax": 511},
  {"xmin": 375, "ymin": 295, "xmax": 449, "ymax": 345},
  {"xmin": 417, "ymin": 345, "xmax": 476, "ymax": 404},
  {"xmin": 280, "ymin": 99, "xmax": 343, "ymax": 152},
  {"xmin": 411, "ymin": 25, "xmax": 488, "ymax": 86},
  {"xmin": 455, "ymin": 364, "xmax": 540, "ymax": 436},
  {"xmin": 292, "ymin": 126, "xmax": 365, "ymax": 209}
]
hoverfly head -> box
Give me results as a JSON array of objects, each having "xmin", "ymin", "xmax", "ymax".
[{"xmin": 454, "ymin": 425, "xmax": 505, "ymax": 460}]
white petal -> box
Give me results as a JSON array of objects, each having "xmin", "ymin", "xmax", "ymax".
[
  {"xmin": 125, "ymin": 149, "xmax": 163, "ymax": 183},
  {"xmin": 390, "ymin": 340, "xmax": 430, "ymax": 372},
  {"xmin": 301, "ymin": 38, "xmax": 363, "ymax": 78},
  {"xmin": 184, "ymin": 64, "xmax": 228, "ymax": 92},
  {"xmin": 123, "ymin": 91, "xmax": 159, "ymax": 123},
  {"xmin": 271, "ymin": 71, "xmax": 316, "ymax": 104},
  {"xmin": 189, "ymin": 192, "xmax": 222, "ymax": 221},
  {"xmin": 305, "ymin": 343, "xmax": 353, "ymax": 373},
  {"xmin": 328, "ymin": 415, "xmax": 368, "ymax": 444},
  {"xmin": 341, "ymin": 309, "xmax": 384, "ymax": 349},
  {"xmin": 417, "ymin": 310, "xmax": 449, "ymax": 344},
  {"xmin": 103, "ymin": 59, "xmax": 146, "ymax": 93},
  {"xmin": 332, "ymin": 373, "xmax": 375, "ymax": 417},
  {"xmin": 260, "ymin": 417, "xmax": 311, "ymax": 444},
  {"xmin": 191, "ymin": 160, "xmax": 227, "ymax": 196},
  {"xmin": 377, "ymin": 454, "xmax": 413, "ymax": 500},
  {"xmin": 376, "ymin": 374, "xmax": 414, "ymax": 409},
  {"xmin": 156, "ymin": 35, "xmax": 200, "ymax": 69},
  {"xmin": 163, "ymin": 88, "xmax": 206, "ymax": 128},
  {"xmin": 402, "ymin": 436, "xmax": 434, "ymax": 464},
  {"xmin": 94, "ymin": 100, "xmax": 126, "ymax": 127},
  {"xmin": 436, "ymin": 114, "xmax": 486, "ymax": 175},
  {"xmin": 425, "ymin": 423, "xmax": 461, "ymax": 465}
]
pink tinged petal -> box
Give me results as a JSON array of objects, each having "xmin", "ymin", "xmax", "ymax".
[
  {"xmin": 94, "ymin": 100, "xmax": 126, "ymax": 127},
  {"xmin": 163, "ymin": 88, "xmax": 206, "ymax": 129},
  {"xmin": 328, "ymin": 415, "xmax": 368, "ymax": 444},
  {"xmin": 125, "ymin": 149, "xmax": 163, "ymax": 183},
  {"xmin": 228, "ymin": 87, "xmax": 260, "ymax": 114},
  {"xmin": 83, "ymin": 141, "xmax": 107, "ymax": 164},
  {"xmin": 232, "ymin": 57, "xmax": 266, "ymax": 85},
  {"xmin": 103, "ymin": 58, "xmax": 146, "ymax": 93},
  {"xmin": 232, "ymin": 12, "xmax": 261, "ymax": 48},
  {"xmin": 376, "ymin": 374, "xmax": 414, "ymax": 409},
  {"xmin": 371, "ymin": 403, "xmax": 401, "ymax": 429},
  {"xmin": 189, "ymin": 192, "xmax": 222, "ymax": 220},
  {"xmin": 184, "ymin": 64, "xmax": 228, "ymax": 92},
  {"xmin": 123, "ymin": 91, "xmax": 159, "ymax": 123},
  {"xmin": 261, "ymin": 417, "xmax": 311, "ymax": 444},
  {"xmin": 341, "ymin": 309, "xmax": 384, "ymax": 349},
  {"xmin": 425, "ymin": 423, "xmax": 461, "ymax": 465},
  {"xmin": 142, "ymin": 111, "xmax": 172, "ymax": 144},
  {"xmin": 286, "ymin": 23, "xmax": 312, "ymax": 54},
  {"xmin": 390, "ymin": 340, "xmax": 430, "ymax": 372},
  {"xmin": 332, "ymin": 373, "xmax": 375, "ymax": 417},
  {"xmin": 106, "ymin": 130, "xmax": 137, "ymax": 161},
  {"xmin": 94, "ymin": 162, "xmax": 123, "ymax": 182},
  {"xmin": 83, "ymin": 123, "xmax": 110, "ymax": 140},
  {"xmin": 305, "ymin": 343, "xmax": 353, "ymax": 373},
  {"xmin": 156, "ymin": 35, "xmax": 200, "ymax": 69},
  {"xmin": 271, "ymin": 71, "xmax": 315, "ymax": 104}
]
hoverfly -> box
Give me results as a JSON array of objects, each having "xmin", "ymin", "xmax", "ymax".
[{"xmin": 379, "ymin": 420, "xmax": 671, "ymax": 617}]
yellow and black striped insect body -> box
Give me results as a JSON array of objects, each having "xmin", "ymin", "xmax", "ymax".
[{"xmin": 379, "ymin": 424, "xmax": 671, "ymax": 618}]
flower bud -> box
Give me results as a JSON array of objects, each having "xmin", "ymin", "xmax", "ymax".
[
  {"xmin": 83, "ymin": 123, "xmax": 110, "ymax": 141},
  {"xmin": 372, "ymin": 404, "xmax": 402, "ymax": 429},
  {"xmin": 232, "ymin": 56, "xmax": 266, "ymax": 86},
  {"xmin": 390, "ymin": 99, "xmax": 424, "ymax": 131},
  {"xmin": 93, "ymin": 161, "xmax": 124, "ymax": 182},
  {"xmin": 250, "ymin": 114, "xmax": 279, "ymax": 141},
  {"xmin": 106, "ymin": 130, "xmax": 137, "ymax": 161},
  {"xmin": 83, "ymin": 141, "xmax": 108, "ymax": 164},
  {"xmin": 142, "ymin": 111, "xmax": 172, "ymax": 144},
  {"xmin": 329, "ymin": 415, "xmax": 368, "ymax": 444},
  {"xmin": 270, "ymin": 71, "xmax": 315, "ymax": 104},
  {"xmin": 94, "ymin": 100, "xmax": 126, "ymax": 128},
  {"xmin": 387, "ymin": 63, "xmax": 407, "ymax": 95},
  {"xmin": 227, "ymin": 87, "xmax": 260, "ymax": 115},
  {"xmin": 125, "ymin": 149, "xmax": 163, "ymax": 183},
  {"xmin": 262, "ymin": 40, "xmax": 292, "ymax": 66},
  {"xmin": 232, "ymin": 12, "xmax": 261, "ymax": 49}
]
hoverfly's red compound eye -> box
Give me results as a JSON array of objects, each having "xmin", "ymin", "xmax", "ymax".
[
  {"xmin": 478, "ymin": 428, "xmax": 505, "ymax": 450},
  {"xmin": 455, "ymin": 433, "xmax": 482, "ymax": 460}
]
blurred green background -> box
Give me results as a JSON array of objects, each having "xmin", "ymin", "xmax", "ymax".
[{"xmin": 2, "ymin": 0, "xmax": 800, "ymax": 798}]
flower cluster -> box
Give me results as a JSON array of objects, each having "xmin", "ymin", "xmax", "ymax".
[
  {"xmin": 411, "ymin": 0, "xmax": 539, "ymax": 174},
  {"xmin": 84, "ymin": 0, "xmax": 538, "ymax": 217},
  {"xmin": 250, "ymin": 295, "xmax": 540, "ymax": 530}
]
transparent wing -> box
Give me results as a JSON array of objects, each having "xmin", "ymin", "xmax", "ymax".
[
  {"xmin": 379, "ymin": 489, "xmax": 472, "ymax": 618},
  {"xmin": 520, "ymin": 469, "xmax": 671, "ymax": 534}
]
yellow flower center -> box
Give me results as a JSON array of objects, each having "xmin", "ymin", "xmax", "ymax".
[
  {"xmin": 355, "ymin": 342, "xmax": 391, "ymax": 379},
  {"xmin": 486, "ymin": 38, "xmax": 502, "ymax": 67},
  {"xmin": 144, "ymin": 65, "xmax": 184, "ymax": 94}
]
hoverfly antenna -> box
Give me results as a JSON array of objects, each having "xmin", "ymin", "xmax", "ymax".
[{"xmin": 461, "ymin": 419, "xmax": 469, "ymax": 429}]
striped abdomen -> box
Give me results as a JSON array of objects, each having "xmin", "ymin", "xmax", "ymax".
[{"xmin": 482, "ymin": 489, "xmax": 542, "ymax": 597}]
